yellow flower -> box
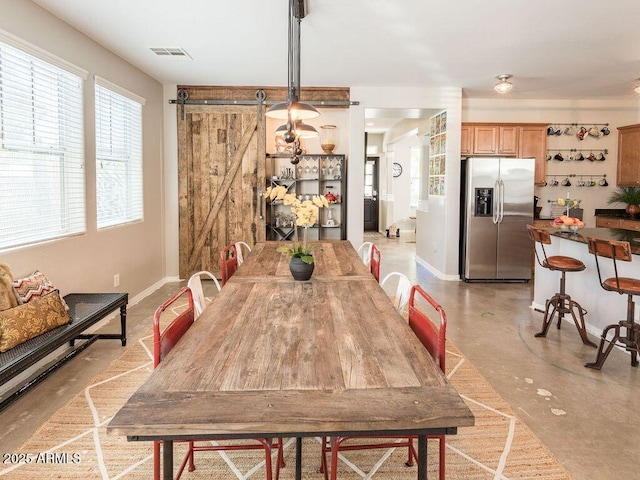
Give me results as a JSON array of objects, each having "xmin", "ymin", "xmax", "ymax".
[{"xmin": 264, "ymin": 183, "xmax": 331, "ymax": 261}]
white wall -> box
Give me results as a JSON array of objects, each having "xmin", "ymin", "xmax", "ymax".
[
  {"xmin": 463, "ymin": 98, "xmax": 640, "ymax": 227},
  {"xmin": 388, "ymin": 133, "xmax": 419, "ymax": 229},
  {"xmin": 0, "ymin": 1, "xmax": 165, "ymax": 299}
]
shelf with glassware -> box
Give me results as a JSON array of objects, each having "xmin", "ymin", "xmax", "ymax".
[{"xmin": 266, "ymin": 154, "xmax": 347, "ymax": 241}]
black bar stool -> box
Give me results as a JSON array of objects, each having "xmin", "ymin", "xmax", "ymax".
[
  {"xmin": 527, "ymin": 225, "xmax": 597, "ymax": 347},
  {"xmin": 585, "ymin": 237, "xmax": 640, "ymax": 370}
]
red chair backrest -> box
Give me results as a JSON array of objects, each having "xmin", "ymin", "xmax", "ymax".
[
  {"xmin": 370, "ymin": 244, "xmax": 381, "ymax": 283},
  {"xmin": 220, "ymin": 244, "xmax": 238, "ymax": 286},
  {"xmin": 408, "ymin": 285, "xmax": 447, "ymax": 372},
  {"xmin": 153, "ymin": 287, "xmax": 195, "ymax": 368}
]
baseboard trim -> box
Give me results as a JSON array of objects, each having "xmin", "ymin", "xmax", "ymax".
[{"xmin": 415, "ymin": 255, "xmax": 460, "ymax": 281}]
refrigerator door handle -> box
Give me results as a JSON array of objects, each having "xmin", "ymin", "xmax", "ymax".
[
  {"xmin": 499, "ymin": 179, "xmax": 505, "ymax": 223},
  {"xmin": 493, "ymin": 180, "xmax": 500, "ymax": 224}
]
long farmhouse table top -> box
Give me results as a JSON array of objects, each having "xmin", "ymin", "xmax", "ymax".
[{"xmin": 107, "ymin": 241, "xmax": 474, "ymax": 479}]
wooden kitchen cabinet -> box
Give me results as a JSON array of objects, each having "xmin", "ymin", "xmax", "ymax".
[
  {"xmin": 498, "ymin": 126, "xmax": 518, "ymax": 155},
  {"xmin": 461, "ymin": 123, "xmax": 548, "ymax": 186},
  {"xmin": 620, "ymin": 219, "xmax": 640, "ymax": 232},
  {"xmin": 595, "ymin": 217, "xmax": 621, "ymax": 228},
  {"xmin": 472, "ymin": 125, "xmax": 498, "ymax": 154},
  {"xmin": 461, "ymin": 126, "xmax": 472, "ymax": 155},
  {"xmin": 595, "ymin": 216, "xmax": 640, "ymax": 231},
  {"xmin": 617, "ymin": 124, "xmax": 640, "ymax": 186},
  {"xmin": 518, "ymin": 125, "xmax": 548, "ymax": 186}
]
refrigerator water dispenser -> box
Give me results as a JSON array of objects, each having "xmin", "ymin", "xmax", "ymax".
[{"xmin": 475, "ymin": 188, "xmax": 493, "ymax": 217}]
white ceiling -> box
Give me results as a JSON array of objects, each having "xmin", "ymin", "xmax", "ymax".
[{"xmin": 31, "ymin": 0, "xmax": 640, "ymax": 132}]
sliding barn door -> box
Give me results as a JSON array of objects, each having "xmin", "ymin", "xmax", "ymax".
[{"xmin": 178, "ymin": 105, "xmax": 266, "ymax": 279}]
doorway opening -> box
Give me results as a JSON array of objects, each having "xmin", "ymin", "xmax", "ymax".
[{"xmin": 364, "ymin": 155, "xmax": 379, "ymax": 231}]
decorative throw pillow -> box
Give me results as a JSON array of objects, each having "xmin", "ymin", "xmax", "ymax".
[
  {"xmin": 13, "ymin": 270, "xmax": 57, "ymax": 304},
  {"xmin": 0, "ymin": 264, "xmax": 19, "ymax": 311},
  {"xmin": 0, "ymin": 290, "xmax": 72, "ymax": 352}
]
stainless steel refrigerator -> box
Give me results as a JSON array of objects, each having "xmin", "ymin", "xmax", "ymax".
[{"xmin": 460, "ymin": 157, "xmax": 534, "ymax": 282}]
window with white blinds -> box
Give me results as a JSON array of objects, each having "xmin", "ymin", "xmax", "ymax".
[
  {"xmin": 0, "ymin": 38, "xmax": 85, "ymax": 250},
  {"xmin": 95, "ymin": 79, "xmax": 144, "ymax": 229}
]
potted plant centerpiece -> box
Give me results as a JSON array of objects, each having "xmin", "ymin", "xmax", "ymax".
[
  {"xmin": 608, "ymin": 186, "xmax": 640, "ymax": 217},
  {"xmin": 265, "ymin": 185, "xmax": 329, "ymax": 280}
]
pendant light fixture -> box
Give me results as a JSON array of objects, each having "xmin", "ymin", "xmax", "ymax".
[
  {"xmin": 275, "ymin": 119, "xmax": 319, "ymax": 139},
  {"xmin": 266, "ymin": 0, "xmax": 319, "ymax": 147},
  {"xmin": 494, "ymin": 74, "xmax": 514, "ymax": 94}
]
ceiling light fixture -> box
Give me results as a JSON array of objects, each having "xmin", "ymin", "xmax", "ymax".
[
  {"xmin": 494, "ymin": 74, "xmax": 513, "ymax": 94},
  {"xmin": 266, "ymin": 0, "xmax": 319, "ymax": 163},
  {"xmin": 275, "ymin": 119, "xmax": 318, "ymax": 139},
  {"xmin": 635, "ymin": 79, "xmax": 640, "ymax": 94}
]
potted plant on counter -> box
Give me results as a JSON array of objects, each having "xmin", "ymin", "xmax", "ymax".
[{"xmin": 608, "ymin": 186, "xmax": 640, "ymax": 217}]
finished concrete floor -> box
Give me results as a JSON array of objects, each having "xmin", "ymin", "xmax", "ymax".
[{"xmin": 1, "ymin": 235, "xmax": 638, "ymax": 479}]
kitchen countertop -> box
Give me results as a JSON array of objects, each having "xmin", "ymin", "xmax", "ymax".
[
  {"xmin": 550, "ymin": 227, "xmax": 640, "ymax": 255},
  {"xmin": 593, "ymin": 208, "xmax": 634, "ymax": 219}
]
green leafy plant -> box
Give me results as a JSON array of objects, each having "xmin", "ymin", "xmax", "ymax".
[
  {"xmin": 608, "ymin": 186, "xmax": 640, "ymax": 206},
  {"xmin": 276, "ymin": 242, "xmax": 314, "ymax": 264},
  {"xmin": 265, "ymin": 185, "xmax": 329, "ymax": 264}
]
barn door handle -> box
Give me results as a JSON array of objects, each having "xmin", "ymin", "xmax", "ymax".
[{"xmin": 259, "ymin": 190, "xmax": 264, "ymax": 220}]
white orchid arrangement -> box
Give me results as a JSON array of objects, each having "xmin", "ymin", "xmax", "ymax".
[{"xmin": 265, "ymin": 185, "xmax": 330, "ymax": 264}]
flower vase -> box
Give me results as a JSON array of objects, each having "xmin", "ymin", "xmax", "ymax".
[
  {"xmin": 326, "ymin": 207, "xmax": 335, "ymax": 226},
  {"xmin": 289, "ymin": 256, "xmax": 314, "ymax": 281},
  {"xmin": 320, "ymin": 125, "xmax": 337, "ymax": 154}
]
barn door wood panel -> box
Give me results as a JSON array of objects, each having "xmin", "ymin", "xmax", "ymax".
[{"xmin": 178, "ymin": 105, "xmax": 266, "ymax": 279}]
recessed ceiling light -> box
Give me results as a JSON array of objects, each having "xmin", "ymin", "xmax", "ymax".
[{"xmin": 494, "ymin": 74, "xmax": 513, "ymax": 94}]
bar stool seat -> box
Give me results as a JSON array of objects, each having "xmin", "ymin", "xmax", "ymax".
[
  {"xmin": 602, "ymin": 276, "xmax": 640, "ymax": 295},
  {"xmin": 527, "ymin": 225, "xmax": 597, "ymax": 347},
  {"xmin": 543, "ymin": 255, "xmax": 586, "ymax": 271},
  {"xmin": 585, "ymin": 237, "xmax": 640, "ymax": 370}
]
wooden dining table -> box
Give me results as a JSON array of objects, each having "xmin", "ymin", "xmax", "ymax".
[{"xmin": 107, "ymin": 241, "xmax": 474, "ymax": 479}]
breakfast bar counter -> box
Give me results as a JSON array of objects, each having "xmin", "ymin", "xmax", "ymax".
[{"xmin": 532, "ymin": 227, "xmax": 640, "ymax": 337}]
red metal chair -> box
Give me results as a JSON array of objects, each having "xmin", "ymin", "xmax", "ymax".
[
  {"xmin": 219, "ymin": 243, "xmax": 239, "ymax": 286},
  {"xmin": 370, "ymin": 243, "xmax": 381, "ymax": 283},
  {"xmin": 585, "ymin": 237, "xmax": 640, "ymax": 370},
  {"xmin": 152, "ymin": 287, "xmax": 283, "ymax": 480},
  {"xmin": 320, "ymin": 285, "xmax": 447, "ymax": 480}
]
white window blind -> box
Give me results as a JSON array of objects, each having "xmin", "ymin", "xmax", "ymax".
[
  {"xmin": 95, "ymin": 80, "xmax": 143, "ymax": 229},
  {"xmin": 0, "ymin": 39, "xmax": 85, "ymax": 250}
]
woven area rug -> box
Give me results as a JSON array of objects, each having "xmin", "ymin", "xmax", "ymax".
[{"xmin": 1, "ymin": 327, "xmax": 572, "ymax": 479}]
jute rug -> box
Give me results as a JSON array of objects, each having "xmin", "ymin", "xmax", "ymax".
[{"xmin": 0, "ymin": 326, "xmax": 573, "ymax": 479}]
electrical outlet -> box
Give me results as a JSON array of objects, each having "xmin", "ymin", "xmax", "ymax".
[{"xmin": 113, "ymin": 274, "xmax": 120, "ymax": 288}]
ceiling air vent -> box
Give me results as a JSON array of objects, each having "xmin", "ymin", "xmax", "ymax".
[{"xmin": 150, "ymin": 47, "xmax": 191, "ymax": 58}]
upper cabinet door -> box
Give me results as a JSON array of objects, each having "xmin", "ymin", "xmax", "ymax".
[
  {"xmin": 518, "ymin": 125, "xmax": 547, "ymax": 186},
  {"xmin": 473, "ymin": 126, "xmax": 498, "ymax": 154},
  {"xmin": 498, "ymin": 126, "xmax": 518, "ymax": 155},
  {"xmin": 617, "ymin": 124, "xmax": 640, "ymax": 186},
  {"xmin": 461, "ymin": 126, "xmax": 473, "ymax": 156}
]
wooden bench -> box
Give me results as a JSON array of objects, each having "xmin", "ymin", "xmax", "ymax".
[{"xmin": 0, "ymin": 292, "xmax": 128, "ymax": 411}]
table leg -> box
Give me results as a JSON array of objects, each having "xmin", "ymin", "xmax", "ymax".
[
  {"xmin": 163, "ymin": 440, "xmax": 173, "ymax": 480},
  {"xmin": 120, "ymin": 304, "xmax": 127, "ymax": 346},
  {"xmin": 417, "ymin": 435, "xmax": 428, "ymax": 480},
  {"xmin": 295, "ymin": 437, "xmax": 302, "ymax": 480}
]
